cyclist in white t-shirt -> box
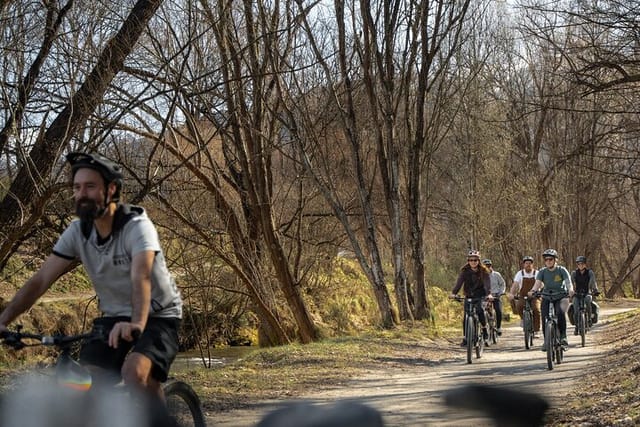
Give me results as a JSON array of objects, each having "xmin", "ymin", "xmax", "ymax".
[
  {"xmin": 0, "ymin": 152, "xmax": 182, "ymax": 406},
  {"xmin": 508, "ymin": 256, "xmax": 541, "ymax": 334}
]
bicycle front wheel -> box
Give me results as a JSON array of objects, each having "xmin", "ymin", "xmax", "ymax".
[
  {"xmin": 545, "ymin": 321, "xmax": 554, "ymax": 370},
  {"xmin": 164, "ymin": 379, "xmax": 207, "ymax": 427},
  {"xmin": 523, "ymin": 311, "xmax": 533, "ymax": 350},
  {"xmin": 476, "ymin": 320, "xmax": 484, "ymax": 359},
  {"xmin": 579, "ymin": 311, "xmax": 587, "ymax": 347},
  {"xmin": 465, "ymin": 315, "xmax": 474, "ymax": 364}
]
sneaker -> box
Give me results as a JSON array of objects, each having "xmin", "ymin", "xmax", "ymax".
[
  {"xmin": 561, "ymin": 338, "xmax": 568, "ymax": 347},
  {"xmin": 497, "ymin": 328, "xmax": 502, "ymax": 336},
  {"xmin": 460, "ymin": 338, "xmax": 467, "ymax": 347},
  {"xmin": 482, "ymin": 328, "xmax": 489, "ymax": 340},
  {"xmin": 574, "ymin": 328, "xmax": 578, "ymax": 336},
  {"xmin": 484, "ymin": 340, "xmax": 490, "ymax": 348}
]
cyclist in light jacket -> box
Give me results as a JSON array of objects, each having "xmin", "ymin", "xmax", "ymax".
[{"xmin": 483, "ymin": 259, "xmax": 506, "ymax": 336}]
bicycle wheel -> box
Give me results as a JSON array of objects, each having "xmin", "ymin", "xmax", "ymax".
[
  {"xmin": 490, "ymin": 321, "xmax": 498, "ymax": 345},
  {"xmin": 523, "ymin": 311, "xmax": 533, "ymax": 350},
  {"xmin": 164, "ymin": 379, "xmax": 207, "ymax": 427},
  {"xmin": 555, "ymin": 328, "xmax": 563, "ymax": 365},
  {"xmin": 579, "ymin": 311, "xmax": 586, "ymax": 347},
  {"xmin": 465, "ymin": 315, "xmax": 474, "ymax": 364},
  {"xmin": 545, "ymin": 321, "xmax": 554, "ymax": 370},
  {"xmin": 476, "ymin": 320, "xmax": 484, "ymax": 359}
]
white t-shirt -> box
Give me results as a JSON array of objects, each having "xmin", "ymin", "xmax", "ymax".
[
  {"xmin": 53, "ymin": 205, "xmax": 182, "ymax": 318},
  {"xmin": 512, "ymin": 269, "xmax": 538, "ymax": 293}
]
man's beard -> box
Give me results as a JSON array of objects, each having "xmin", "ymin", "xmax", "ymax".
[{"xmin": 75, "ymin": 197, "xmax": 105, "ymax": 222}]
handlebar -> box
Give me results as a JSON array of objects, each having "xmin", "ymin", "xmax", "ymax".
[
  {"xmin": 451, "ymin": 295, "xmax": 485, "ymax": 303},
  {"xmin": 0, "ymin": 327, "xmax": 101, "ymax": 351},
  {"xmin": 574, "ymin": 291, "xmax": 600, "ymax": 297},
  {"xmin": 514, "ymin": 291, "xmax": 543, "ymax": 299}
]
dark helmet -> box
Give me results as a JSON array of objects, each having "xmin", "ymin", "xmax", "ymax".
[
  {"xmin": 67, "ymin": 152, "xmax": 123, "ymax": 201},
  {"xmin": 482, "ymin": 259, "xmax": 492, "ymax": 266},
  {"xmin": 542, "ymin": 248, "xmax": 558, "ymax": 259},
  {"xmin": 576, "ymin": 256, "xmax": 587, "ymax": 263},
  {"xmin": 522, "ymin": 256, "xmax": 534, "ymax": 263}
]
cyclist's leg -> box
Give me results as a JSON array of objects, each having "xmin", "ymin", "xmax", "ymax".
[
  {"xmin": 585, "ymin": 294, "xmax": 593, "ymax": 326},
  {"xmin": 475, "ymin": 300, "xmax": 488, "ymax": 341},
  {"xmin": 461, "ymin": 304, "xmax": 468, "ymax": 346},
  {"xmin": 572, "ymin": 297, "xmax": 580, "ymax": 334},
  {"xmin": 515, "ymin": 298, "xmax": 524, "ymax": 318},
  {"xmin": 540, "ymin": 299, "xmax": 550, "ymax": 350},
  {"xmin": 532, "ymin": 298, "xmax": 542, "ymax": 333},
  {"xmin": 494, "ymin": 298, "xmax": 503, "ymax": 333},
  {"xmin": 124, "ymin": 317, "xmax": 181, "ymax": 394},
  {"xmin": 79, "ymin": 316, "xmax": 134, "ymax": 387},
  {"xmin": 558, "ymin": 298, "xmax": 570, "ymax": 345},
  {"xmin": 124, "ymin": 318, "xmax": 181, "ymax": 426}
]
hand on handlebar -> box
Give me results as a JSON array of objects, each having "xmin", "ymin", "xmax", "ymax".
[{"xmin": 108, "ymin": 321, "xmax": 143, "ymax": 349}]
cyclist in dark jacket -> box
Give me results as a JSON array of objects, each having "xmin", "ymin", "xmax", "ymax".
[
  {"xmin": 570, "ymin": 256, "xmax": 600, "ymax": 333},
  {"xmin": 450, "ymin": 250, "xmax": 493, "ymax": 347}
]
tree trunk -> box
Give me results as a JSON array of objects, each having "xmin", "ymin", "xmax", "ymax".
[
  {"xmin": 0, "ymin": 0, "xmax": 165, "ymax": 270},
  {"xmin": 605, "ymin": 236, "xmax": 640, "ymax": 298}
]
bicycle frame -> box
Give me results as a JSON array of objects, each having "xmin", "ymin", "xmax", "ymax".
[
  {"xmin": 1, "ymin": 327, "xmax": 206, "ymax": 427},
  {"xmin": 484, "ymin": 295, "xmax": 500, "ymax": 345},
  {"xmin": 516, "ymin": 295, "xmax": 535, "ymax": 349},
  {"xmin": 455, "ymin": 296, "xmax": 485, "ymax": 364},
  {"xmin": 574, "ymin": 292, "xmax": 590, "ymax": 347},
  {"xmin": 541, "ymin": 295, "xmax": 564, "ymax": 370}
]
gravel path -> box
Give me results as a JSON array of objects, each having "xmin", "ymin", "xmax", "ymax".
[{"xmin": 208, "ymin": 304, "xmax": 637, "ymax": 426}]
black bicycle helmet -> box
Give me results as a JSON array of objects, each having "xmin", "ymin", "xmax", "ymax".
[
  {"xmin": 67, "ymin": 152, "xmax": 123, "ymax": 201},
  {"xmin": 542, "ymin": 248, "xmax": 558, "ymax": 258},
  {"xmin": 576, "ymin": 256, "xmax": 587, "ymax": 263},
  {"xmin": 522, "ymin": 256, "xmax": 534, "ymax": 263}
]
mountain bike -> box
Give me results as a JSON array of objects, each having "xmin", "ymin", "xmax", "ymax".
[
  {"xmin": 453, "ymin": 296, "xmax": 485, "ymax": 364},
  {"xmin": 485, "ymin": 294, "xmax": 502, "ymax": 345},
  {"xmin": 573, "ymin": 292, "xmax": 590, "ymax": 347},
  {"xmin": 514, "ymin": 295, "xmax": 535, "ymax": 349},
  {"xmin": 0, "ymin": 326, "xmax": 206, "ymax": 427},
  {"xmin": 537, "ymin": 292, "xmax": 564, "ymax": 370}
]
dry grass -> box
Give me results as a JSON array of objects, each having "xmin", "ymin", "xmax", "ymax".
[
  {"xmin": 171, "ymin": 322, "xmax": 460, "ymax": 412},
  {"xmin": 548, "ymin": 306, "xmax": 640, "ymax": 426}
]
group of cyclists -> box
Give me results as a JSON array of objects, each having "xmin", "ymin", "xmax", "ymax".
[{"xmin": 450, "ymin": 249, "xmax": 600, "ymax": 351}]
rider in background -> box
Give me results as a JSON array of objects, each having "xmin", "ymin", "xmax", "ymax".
[
  {"xmin": 528, "ymin": 249, "xmax": 573, "ymax": 350},
  {"xmin": 483, "ymin": 259, "xmax": 506, "ymax": 336},
  {"xmin": 570, "ymin": 256, "xmax": 600, "ymax": 334},
  {"xmin": 0, "ymin": 152, "xmax": 183, "ymax": 406},
  {"xmin": 450, "ymin": 250, "xmax": 493, "ymax": 347},
  {"xmin": 508, "ymin": 256, "xmax": 541, "ymax": 336}
]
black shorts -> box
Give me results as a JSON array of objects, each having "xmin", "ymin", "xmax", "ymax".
[{"xmin": 79, "ymin": 316, "xmax": 181, "ymax": 383}]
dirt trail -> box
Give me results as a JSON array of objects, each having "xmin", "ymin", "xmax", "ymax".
[{"xmin": 208, "ymin": 304, "xmax": 636, "ymax": 426}]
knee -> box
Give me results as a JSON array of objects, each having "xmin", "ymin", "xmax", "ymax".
[
  {"xmin": 122, "ymin": 362, "xmax": 146, "ymax": 388},
  {"xmin": 121, "ymin": 354, "xmax": 152, "ymax": 388}
]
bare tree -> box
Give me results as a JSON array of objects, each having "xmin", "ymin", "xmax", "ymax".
[{"xmin": 0, "ymin": 0, "xmax": 165, "ymax": 269}]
